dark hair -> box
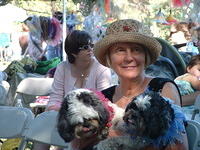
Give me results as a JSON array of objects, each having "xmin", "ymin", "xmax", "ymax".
[
  {"xmin": 187, "ymin": 54, "xmax": 200, "ymax": 70},
  {"xmin": 64, "ymin": 30, "xmax": 92, "ymax": 63},
  {"xmin": 53, "ymin": 11, "xmax": 63, "ymax": 22}
]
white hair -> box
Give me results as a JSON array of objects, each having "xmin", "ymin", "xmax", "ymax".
[
  {"xmin": 66, "ymin": 89, "xmax": 99, "ymax": 125},
  {"xmin": 134, "ymin": 94, "xmax": 151, "ymax": 110}
]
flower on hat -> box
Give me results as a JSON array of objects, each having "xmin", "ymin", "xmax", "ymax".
[{"xmin": 123, "ymin": 25, "xmax": 132, "ymax": 32}]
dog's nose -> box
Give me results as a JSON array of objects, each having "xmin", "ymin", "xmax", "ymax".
[{"xmin": 83, "ymin": 121, "xmax": 91, "ymax": 128}]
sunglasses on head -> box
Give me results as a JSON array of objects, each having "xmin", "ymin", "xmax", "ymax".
[{"xmin": 79, "ymin": 43, "xmax": 94, "ymax": 50}]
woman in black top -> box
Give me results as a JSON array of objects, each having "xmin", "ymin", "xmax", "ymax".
[{"xmin": 93, "ymin": 19, "xmax": 188, "ymax": 150}]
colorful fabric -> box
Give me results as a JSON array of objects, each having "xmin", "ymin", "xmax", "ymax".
[
  {"xmin": 174, "ymin": 80, "xmax": 195, "ymax": 96},
  {"xmin": 92, "ymin": 90, "xmax": 114, "ymax": 127},
  {"xmin": 29, "ymin": 96, "xmax": 50, "ymax": 108},
  {"xmin": 35, "ymin": 57, "xmax": 61, "ymax": 75}
]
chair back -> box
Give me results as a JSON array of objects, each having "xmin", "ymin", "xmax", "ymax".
[
  {"xmin": 145, "ymin": 56, "xmax": 179, "ymax": 80},
  {"xmin": 186, "ymin": 120, "xmax": 200, "ymax": 150},
  {"xmin": 16, "ymin": 77, "xmax": 53, "ymax": 96},
  {"xmin": 15, "ymin": 77, "xmax": 53, "ymax": 107},
  {"xmin": 0, "ymin": 106, "xmax": 34, "ymax": 138},
  {"xmin": 23, "ymin": 110, "xmax": 68, "ymax": 148},
  {"xmin": 156, "ymin": 38, "xmax": 186, "ymax": 76},
  {"xmin": 191, "ymin": 95, "xmax": 200, "ymax": 120},
  {"xmin": 0, "ymin": 81, "xmax": 10, "ymax": 106}
]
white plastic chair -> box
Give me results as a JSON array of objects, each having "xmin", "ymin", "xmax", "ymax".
[
  {"xmin": 186, "ymin": 120, "xmax": 200, "ymax": 150},
  {"xmin": 0, "ymin": 106, "xmax": 34, "ymax": 138},
  {"xmin": 0, "ymin": 106, "xmax": 34, "ymax": 149},
  {"xmin": 20, "ymin": 110, "xmax": 69, "ymax": 149},
  {"xmin": 14, "ymin": 77, "xmax": 53, "ymax": 108}
]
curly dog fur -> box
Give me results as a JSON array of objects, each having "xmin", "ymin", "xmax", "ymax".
[
  {"xmin": 123, "ymin": 91, "xmax": 174, "ymax": 139},
  {"xmin": 94, "ymin": 91, "xmax": 175, "ymax": 150},
  {"xmin": 57, "ymin": 89, "xmax": 112, "ymax": 143}
]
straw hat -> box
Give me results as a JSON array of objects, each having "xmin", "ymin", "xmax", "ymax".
[{"xmin": 94, "ymin": 19, "xmax": 162, "ymax": 67}]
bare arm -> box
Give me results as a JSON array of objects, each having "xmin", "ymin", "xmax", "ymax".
[
  {"xmin": 161, "ymin": 82, "xmax": 181, "ymax": 106},
  {"xmin": 46, "ymin": 64, "xmax": 65, "ymax": 111},
  {"xmin": 189, "ymin": 76, "xmax": 200, "ymax": 91},
  {"xmin": 182, "ymin": 91, "xmax": 200, "ymax": 106}
]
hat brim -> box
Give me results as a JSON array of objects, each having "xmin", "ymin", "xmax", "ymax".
[{"xmin": 94, "ymin": 32, "xmax": 162, "ymax": 67}]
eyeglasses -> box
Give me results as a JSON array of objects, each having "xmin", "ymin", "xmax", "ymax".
[{"xmin": 79, "ymin": 43, "xmax": 94, "ymax": 50}]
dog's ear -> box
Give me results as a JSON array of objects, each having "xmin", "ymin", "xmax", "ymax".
[
  {"xmin": 142, "ymin": 93, "xmax": 174, "ymax": 139},
  {"xmin": 79, "ymin": 92, "xmax": 110, "ymax": 127},
  {"xmin": 57, "ymin": 97, "xmax": 75, "ymax": 142},
  {"xmin": 97, "ymin": 105, "xmax": 109, "ymax": 126}
]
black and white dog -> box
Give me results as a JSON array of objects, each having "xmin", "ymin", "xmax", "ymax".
[
  {"xmin": 94, "ymin": 91, "xmax": 186, "ymax": 150},
  {"xmin": 57, "ymin": 89, "xmax": 124, "ymax": 146},
  {"xmin": 123, "ymin": 91, "xmax": 174, "ymax": 139}
]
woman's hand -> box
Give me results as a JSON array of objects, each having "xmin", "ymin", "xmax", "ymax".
[
  {"xmin": 46, "ymin": 104, "xmax": 61, "ymax": 111},
  {"xmin": 70, "ymin": 135, "xmax": 100, "ymax": 150}
]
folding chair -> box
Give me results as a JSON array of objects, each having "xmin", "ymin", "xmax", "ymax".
[
  {"xmin": 186, "ymin": 120, "xmax": 200, "ymax": 150},
  {"xmin": 191, "ymin": 95, "xmax": 200, "ymax": 120},
  {"xmin": 145, "ymin": 56, "xmax": 179, "ymax": 80},
  {"xmin": 0, "ymin": 80, "xmax": 10, "ymax": 106},
  {"xmin": 14, "ymin": 77, "xmax": 53, "ymax": 108},
  {"xmin": 20, "ymin": 110, "xmax": 69, "ymax": 149},
  {"xmin": 156, "ymin": 37, "xmax": 186, "ymax": 76},
  {"xmin": 0, "ymin": 106, "xmax": 34, "ymax": 149}
]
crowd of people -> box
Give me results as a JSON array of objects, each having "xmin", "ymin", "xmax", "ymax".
[{"xmin": 2, "ymin": 11, "xmax": 200, "ymax": 150}]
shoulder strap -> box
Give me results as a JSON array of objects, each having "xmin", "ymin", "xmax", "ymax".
[
  {"xmin": 148, "ymin": 77, "xmax": 182, "ymax": 106},
  {"xmin": 101, "ymin": 85, "xmax": 117, "ymax": 102},
  {"xmin": 148, "ymin": 77, "xmax": 171, "ymax": 92}
]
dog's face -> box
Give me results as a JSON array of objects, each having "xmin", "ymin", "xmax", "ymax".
[
  {"xmin": 57, "ymin": 89, "xmax": 110, "ymax": 142},
  {"xmin": 74, "ymin": 119, "xmax": 100, "ymax": 139},
  {"xmin": 123, "ymin": 109, "xmax": 145, "ymax": 136},
  {"xmin": 123, "ymin": 91, "xmax": 174, "ymax": 139}
]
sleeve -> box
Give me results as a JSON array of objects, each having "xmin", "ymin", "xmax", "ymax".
[
  {"xmin": 46, "ymin": 63, "xmax": 65, "ymax": 110},
  {"xmin": 96, "ymin": 68, "xmax": 112, "ymax": 91}
]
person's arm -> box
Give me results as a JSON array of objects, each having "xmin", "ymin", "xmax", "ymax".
[
  {"xmin": 161, "ymin": 82, "xmax": 189, "ymax": 150},
  {"xmin": 161, "ymin": 82, "xmax": 181, "ymax": 105},
  {"xmin": 96, "ymin": 68, "xmax": 112, "ymax": 91},
  {"xmin": 182, "ymin": 91, "xmax": 200, "ymax": 106},
  {"xmin": 189, "ymin": 76, "xmax": 200, "ymax": 91},
  {"xmin": 46, "ymin": 63, "xmax": 65, "ymax": 111}
]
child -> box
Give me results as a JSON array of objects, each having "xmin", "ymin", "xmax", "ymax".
[
  {"xmin": 175, "ymin": 54, "xmax": 200, "ymax": 118},
  {"xmin": 175, "ymin": 54, "xmax": 200, "ymax": 96}
]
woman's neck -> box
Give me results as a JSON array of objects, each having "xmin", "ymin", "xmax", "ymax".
[
  {"xmin": 71, "ymin": 59, "xmax": 93, "ymax": 78},
  {"xmin": 117, "ymin": 75, "xmax": 149, "ymax": 98}
]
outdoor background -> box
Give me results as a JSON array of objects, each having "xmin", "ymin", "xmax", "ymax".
[{"xmin": 1, "ymin": 0, "xmax": 199, "ymax": 39}]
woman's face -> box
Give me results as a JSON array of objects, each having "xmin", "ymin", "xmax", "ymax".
[
  {"xmin": 187, "ymin": 64, "xmax": 200, "ymax": 78},
  {"xmin": 108, "ymin": 42, "xmax": 146, "ymax": 79},
  {"xmin": 74, "ymin": 43, "xmax": 94, "ymax": 62}
]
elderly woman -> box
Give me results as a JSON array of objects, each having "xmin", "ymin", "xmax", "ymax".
[{"xmin": 94, "ymin": 19, "xmax": 188, "ymax": 150}]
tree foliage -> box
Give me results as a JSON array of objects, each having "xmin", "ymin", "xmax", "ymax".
[{"xmin": 5, "ymin": 0, "xmax": 194, "ymax": 40}]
